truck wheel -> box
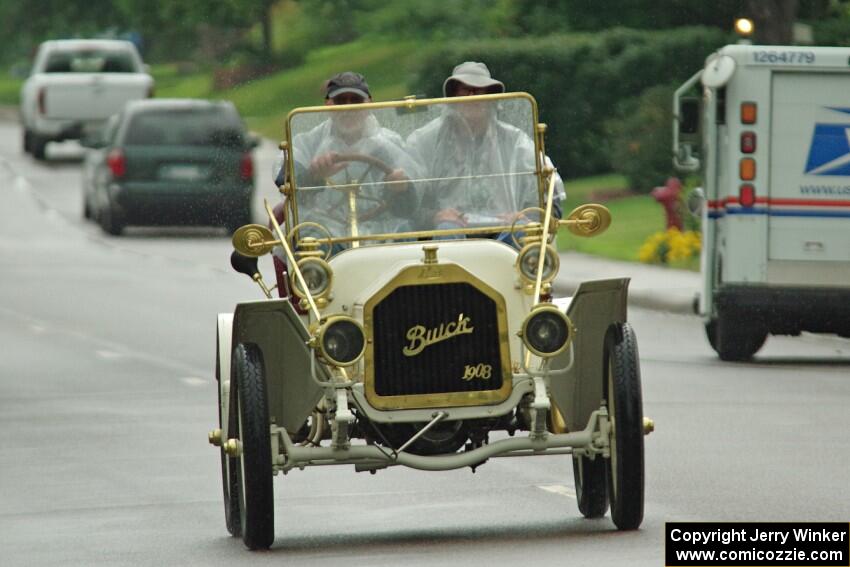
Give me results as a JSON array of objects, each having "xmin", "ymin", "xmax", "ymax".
[
  {"xmin": 233, "ymin": 343, "xmax": 274, "ymax": 550},
  {"xmin": 704, "ymin": 319, "xmax": 718, "ymax": 352},
  {"xmin": 713, "ymin": 314, "xmax": 767, "ymax": 362},
  {"xmin": 23, "ymin": 129, "xmax": 32, "ymax": 154},
  {"xmin": 604, "ymin": 322, "xmax": 644, "ymax": 531},
  {"xmin": 572, "ymin": 454, "xmax": 608, "ymax": 518},
  {"xmin": 217, "ymin": 334, "xmax": 241, "ymax": 537},
  {"xmin": 31, "ymin": 136, "xmax": 47, "ymax": 160}
]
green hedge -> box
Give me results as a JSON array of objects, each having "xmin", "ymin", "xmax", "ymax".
[{"xmin": 411, "ymin": 26, "xmax": 731, "ymax": 180}]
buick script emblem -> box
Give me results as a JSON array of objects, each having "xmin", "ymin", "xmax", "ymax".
[{"xmin": 403, "ymin": 313, "xmax": 474, "ymax": 356}]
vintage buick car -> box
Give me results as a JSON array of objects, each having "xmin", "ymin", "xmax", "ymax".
[{"xmin": 209, "ymin": 92, "xmax": 651, "ymax": 550}]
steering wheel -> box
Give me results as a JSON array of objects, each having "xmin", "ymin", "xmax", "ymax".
[{"xmin": 322, "ymin": 153, "xmax": 401, "ymax": 224}]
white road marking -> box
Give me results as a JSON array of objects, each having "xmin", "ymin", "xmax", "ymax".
[
  {"xmin": 181, "ymin": 377, "xmax": 208, "ymax": 387},
  {"xmin": 96, "ymin": 350, "xmax": 124, "ymax": 359},
  {"xmin": 537, "ymin": 484, "xmax": 576, "ymax": 499}
]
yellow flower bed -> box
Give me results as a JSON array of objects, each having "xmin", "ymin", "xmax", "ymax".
[{"xmin": 638, "ymin": 227, "xmax": 701, "ymax": 265}]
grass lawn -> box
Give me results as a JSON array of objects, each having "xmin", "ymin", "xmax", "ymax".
[{"xmin": 0, "ymin": 74, "xmax": 22, "ymax": 105}]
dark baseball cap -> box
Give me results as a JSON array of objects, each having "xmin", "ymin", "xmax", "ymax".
[{"xmin": 325, "ymin": 71, "xmax": 371, "ymax": 100}]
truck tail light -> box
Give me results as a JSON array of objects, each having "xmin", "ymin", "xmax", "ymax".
[
  {"xmin": 740, "ymin": 158, "xmax": 756, "ymax": 181},
  {"xmin": 739, "ymin": 184, "xmax": 756, "ymax": 207},
  {"xmin": 240, "ymin": 153, "xmax": 254, "ymax": 181},
  {"xmin": 740, "ymin": 131, "xmax": 756, "ymax": 154},
  {"xmin": 741, "ymin": 102, "xmax": 757, "ymax": 124},
  {"xmin": 107, "ymin": 148, "xmax": 126, "ymax": 178},
  {"xmin": 38, "ymin": 88, "xmax": 46, "ymax": 115}
]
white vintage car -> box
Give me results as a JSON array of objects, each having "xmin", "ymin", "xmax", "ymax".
[{"xmin": 210, "ymin": 93, "xmax": 651, "ymax": 550}]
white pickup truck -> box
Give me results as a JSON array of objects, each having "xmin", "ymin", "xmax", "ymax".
[{"xmin": 20, "ymin": 39, "xmax": 154, "ymax": 159}]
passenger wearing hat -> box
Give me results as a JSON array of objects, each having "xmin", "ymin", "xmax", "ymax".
[
  {"xmin": 407, "ymin": 61, "xmax": 565, "ymax": 241},
  {"xmin": 272, "ymin": 71, "xmax": 418, "ymax": 240}
]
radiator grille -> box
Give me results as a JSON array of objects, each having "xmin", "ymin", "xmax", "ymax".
[{"xmin": 372, "ymin": 282, "xmax": 504, "ymax": 397}]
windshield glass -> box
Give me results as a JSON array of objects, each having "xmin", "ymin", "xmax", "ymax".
[{"xmin": 286, "ymin": 94, "xmax": 541, "ymax": 243}]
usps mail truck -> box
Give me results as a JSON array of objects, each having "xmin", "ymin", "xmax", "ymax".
[{"xmin": 674, "ymin": 44, "xmax": 850, "ymax": 361}]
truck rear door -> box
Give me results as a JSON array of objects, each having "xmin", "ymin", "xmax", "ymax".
[
  {"xmin": 768, "ymin": 72, "xmax": 850, "ymax": 275},
  {"xmin": 44, "ymin": 74, "xmax": 151, "ymax": 121}
]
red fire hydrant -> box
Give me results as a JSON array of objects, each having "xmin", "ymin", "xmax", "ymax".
[{"xmin": 651, "ymin": 177, "xmax": 683, "ymax": 230}]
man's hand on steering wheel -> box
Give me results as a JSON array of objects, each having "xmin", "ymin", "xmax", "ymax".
[
  {"xmin": 309, "ymin": 152, "xmax": 347, "ymax": 179},
  {"xmin": 434, "ymin": 208, "xmax": 466, "ymax": 226},
  {"xmin": 383, "ymin": 168, "xmax": 410, "ymax": 193}
]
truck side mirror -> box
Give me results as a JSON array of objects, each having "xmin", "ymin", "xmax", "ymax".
[{"xmin": 678, "ymin": 97, "xmax": 701, "ymax": 139}]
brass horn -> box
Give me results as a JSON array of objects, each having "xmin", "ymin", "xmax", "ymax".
[
  {"xmin": 231, "ymin": 224, "xmax": 279, "ymax": 257},
  {"xmin": 562, "ymin": 204, "xmax": 612, "ymax": 237}
]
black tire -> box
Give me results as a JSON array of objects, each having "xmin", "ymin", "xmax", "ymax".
[
  {"xmin": 572, "ymin": 454, "xmax": 608, "ymax": 518},
  {"xmin": 99, "ymin": 202, "xmax": 125, "ymax": 236},
  {"xmin": 31, "ymin": 136, "xmax": 47, "ymax": 160},
  {"xmin": 713, "ymin": 313, "xmax": 767, "ymax": 362},
  {"xmin": 216, "ymin": 333, "xmax": 241, "ymax": 537},
  {"xmin": 23, "ymin": 129, "xmax": 32, "ymax": 154},
  {"xmin": 83, "ymin": 196, "xmax": 93, "ymax": 220},
  {"xmin": 704, "ymin": 319, "xmax": 718, "ymax": 352},
  {"xmin": 604, "ymin": 322, "xmax": 644, "ymax": 531},
  {"xmin": 232, "ymin": 343, "xmax": 274, "ymax": 550}
]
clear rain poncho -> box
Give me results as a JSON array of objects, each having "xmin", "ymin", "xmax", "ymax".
[
  {"xmin": 406, "ymin": 101, "xmax": 565, "ymax": 229},
  {"xmin": 288, "ymin": 113, "xmax": 421, "ymax": 238}
]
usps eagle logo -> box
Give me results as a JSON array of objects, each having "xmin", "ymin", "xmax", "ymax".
[{"xmin": 804, "ymin": 107, "xmax": 850, "ymax": 176}]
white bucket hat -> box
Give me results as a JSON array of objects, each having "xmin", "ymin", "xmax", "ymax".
[{"xmin": 442, "ymin": 61, "xmax": 506, "ymax": 97}]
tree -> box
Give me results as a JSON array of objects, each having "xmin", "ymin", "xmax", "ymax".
[{"xmin": 745, "ymin": 0, "xmax": 798, "ymax": 44}]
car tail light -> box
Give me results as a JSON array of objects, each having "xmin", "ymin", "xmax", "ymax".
[
  {"xmin": 240, "ymin": 153, "xmax": 254, "ymax": 181},
  {"xmin": 740, "ymin": 131, "xmax": 756, "ymax": 154},
  {"xmin": 107, "ymin": 149, "xmax": 126, "ymax": 178},
  {"xmin": 741, "ymin": 102, "xmax": 757, "ymax": 124},
  {"xmin": 739, "ymin": 184, "xmax": 756, "ymax": 207},
  {"xmin": 38, "ymin": 88, "xmax": 46, "ymax": 115},
  {"xmin": 740, "ymin": 158, "xmax": 756, "ymax": 181}
]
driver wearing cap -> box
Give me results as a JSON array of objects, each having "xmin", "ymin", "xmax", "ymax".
[{"xmin": 274, "ymin": 71, "xmax": 419, "ymax": 238}]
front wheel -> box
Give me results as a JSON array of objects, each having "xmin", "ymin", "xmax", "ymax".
[
  {"xmin": 604, "ymin": 322, "xmax": 644, "ymax": 531},
  {"xmin": 217, "ymin": 334, "xmax": 241, "ymax": 537},
  {"xmin": 233, "ymin": 343, "xmax": 274, "ymax": 550}
]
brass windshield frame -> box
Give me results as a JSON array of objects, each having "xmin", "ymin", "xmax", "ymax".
[{"xmin": 282, "ymin": 92, "xmax": 544, "ymax": 243}]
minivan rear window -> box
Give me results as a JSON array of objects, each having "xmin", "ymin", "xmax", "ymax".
[{"xmin": 124, "ymin": 109, "xmax": 245, "ymax": 147}]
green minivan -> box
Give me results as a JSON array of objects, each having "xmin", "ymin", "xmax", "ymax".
[{"xmin": 82, "ymin": 98, "xmax": 258, "ymax": 235}]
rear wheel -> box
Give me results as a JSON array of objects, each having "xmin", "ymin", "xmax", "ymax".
[
  {"xmin": 23, "ymin": 129, "xmax": 32, "ymax": 154},
  {"xmin": 233, "ymin": 343, "xmax": 274, "ymax": 550},
  {"xmin": 572, "ymin": 454, "xmax": 608, "ymax": 518},
  {"xmin": 99, "ymin": 202, "xmax": 125, "ymax": 236},
  {"xmin": 604, "ymin": 322, "xmax": 644, "ymax": 531},
  {"xmin": 713, "ymin": 313, "xmax": 767, "ymax": 362}
]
